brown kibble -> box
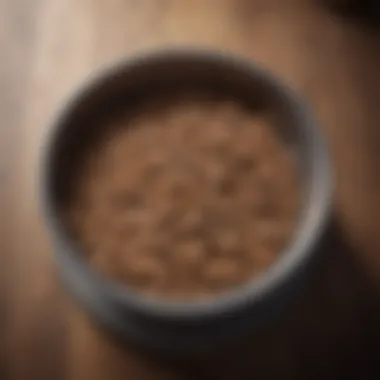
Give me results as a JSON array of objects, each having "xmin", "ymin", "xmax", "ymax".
[
  {"xmin": 179, "ymin": 210, "xmax": 203, "ymax": 235},
  {"xmin": 251, "ymin": 249, "xmax": 277, "ymax": 270},
  {"xmin": 207, "ymin": 119, "xmax": 232, "ymax": 144},
  {"xmin": 66, "ymin": 93, "xmax": 299, "ymax": 300},
  {"xmin": 111, "ymin": 190, "xmax": 143, "ymax": 210},
  {"xmin": 216, "ymin": 176, "xmax": 236, "ymax": 196},
  {"xmin": 113, "ymin": 217, "xmax": 138, "ymax": 238},
  {"xmin": 256, "ymin": 220, "xmax": 289, "ymax": 250},
  {"xmin": 215, "ymin": 229, "xmax": 240, "ymax": 253},
  {"xmin": 157, "ymin": 207, "xmax": 181, "ymax": 230},
  {"xmin": 257, "ymin": 161, "xmax": 279, "ymax": 184},
  {"xmin": 257, "ymin": 220, "xmax": 277, "ymax": 240},
  {"xmin": 235, "ymin": 156, "xmax": 256, "ymax": 172},
  {"xmin": 204, "ymin": 258, "xmax": 240, "ymax": 284},
  {"xmin": 253, "ymin": 197, "xmax": 277, "ymax": 218},
  {"xmin": 176, "ymin": 240, "xmax": 204, "ymax": 265},
  {"xmin": 125, "ymin": 256, "xmax": 164, "ymax": 282},
  {"xmin": 91, "ymin": 250, "xmax": 119, "ymax": 278},
  {"xmin": 143, "ymin": 154, "xmax": 166, "ymax": 183}
]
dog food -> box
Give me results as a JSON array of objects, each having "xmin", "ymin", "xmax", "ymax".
[{"xmin": 66, "ymin": 94, "xmax": 300, "ymax": 300}]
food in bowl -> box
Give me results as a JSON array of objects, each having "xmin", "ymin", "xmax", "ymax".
[{"xmin": 65, "ymin": 91, "xmax": 300, "ymax": 300}]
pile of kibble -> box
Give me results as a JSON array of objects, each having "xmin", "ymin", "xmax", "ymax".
[{"xmin": 67, "ymin": 95, "xmax": 299, "ymax": 300}]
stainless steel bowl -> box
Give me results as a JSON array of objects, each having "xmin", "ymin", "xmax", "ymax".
[{"xmin": 41, "ymin": 48, "xmax": 332, "ymax": 355}]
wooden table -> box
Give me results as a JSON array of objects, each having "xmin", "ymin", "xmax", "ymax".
[{"xmin": 2, "ymin": 0, "xmax": 380, "ymax": 379}]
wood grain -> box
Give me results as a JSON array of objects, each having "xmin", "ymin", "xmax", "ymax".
[{"xmin": 2, "ymin": 0, "xmax": 380, "ymax": 379}]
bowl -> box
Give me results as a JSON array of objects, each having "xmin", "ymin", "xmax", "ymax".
[{"xmin": 41, "ymin": 48, "xmax": 332, "ymax": 355}]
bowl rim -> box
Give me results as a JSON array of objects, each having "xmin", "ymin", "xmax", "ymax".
[{"xmin": 41, "ymin": 47, "xmax": 332, "ymax": 320}]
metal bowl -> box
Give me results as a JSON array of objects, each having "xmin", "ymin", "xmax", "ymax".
[{"xmin": 41, "ymin": 48, "xmax": 332, "ymax": 355}]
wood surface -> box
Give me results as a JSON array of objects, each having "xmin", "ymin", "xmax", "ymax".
[{"xmin": 2, "ymin": 0, "xmax": 380, "ymax": 379}]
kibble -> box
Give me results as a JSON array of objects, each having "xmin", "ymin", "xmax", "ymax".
[{"xmin": 66, "ymin": 94, "xmax": 300, "ymax": 300}]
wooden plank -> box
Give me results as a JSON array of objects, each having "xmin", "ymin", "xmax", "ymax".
[{"xmin": 0, "ymin": 1, "xmax": 68, "ymax": 379}]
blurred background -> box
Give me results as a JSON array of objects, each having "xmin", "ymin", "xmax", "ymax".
[{"xmin": 1, "ymin": 0, "xmax": 380, "ymax": 379}]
